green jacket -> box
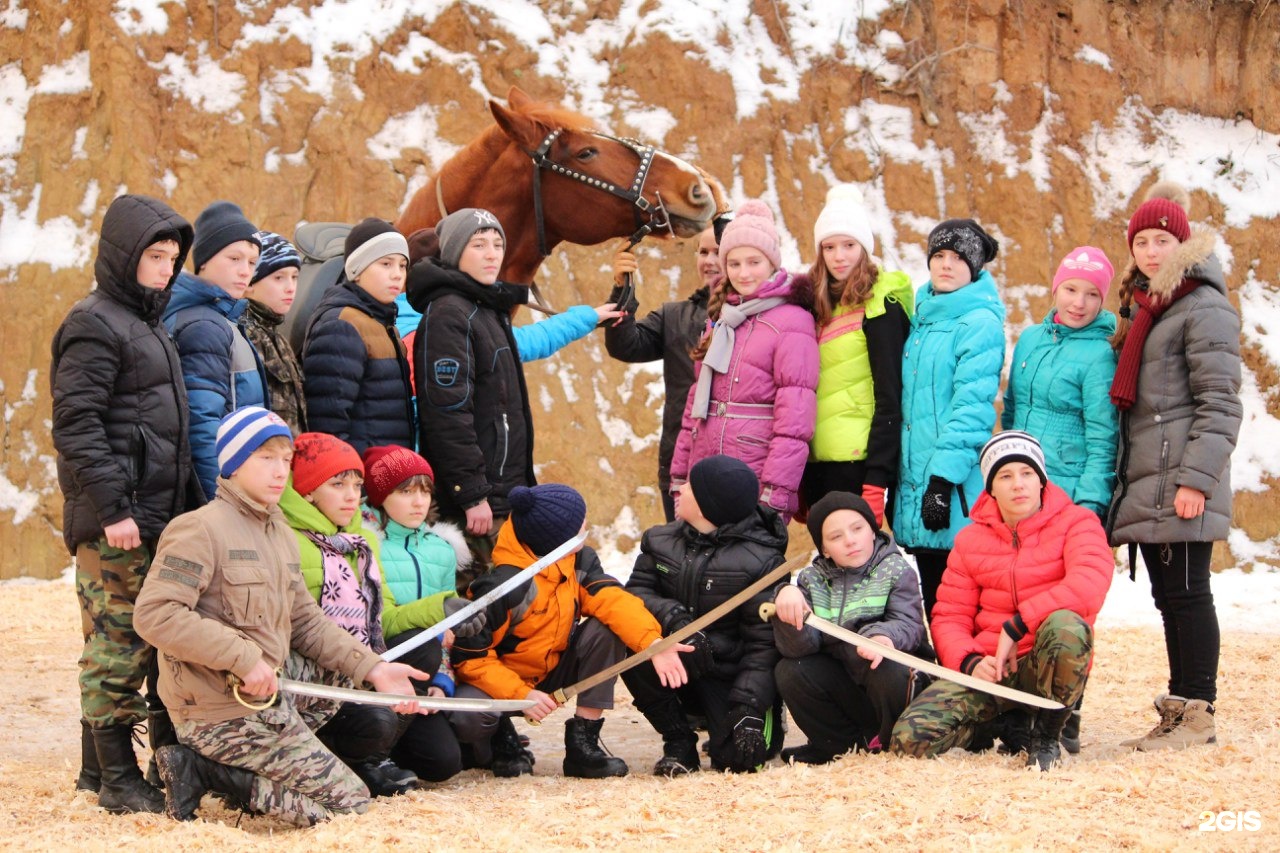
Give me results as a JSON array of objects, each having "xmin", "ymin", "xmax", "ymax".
[{"xmin": 278, "ymin": 481, "xmax": 451, "ymax": 640}]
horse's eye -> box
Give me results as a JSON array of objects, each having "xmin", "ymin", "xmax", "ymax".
[{"xmin": 576, "ymin": 147, "xmax": 598, "ymax": 162}]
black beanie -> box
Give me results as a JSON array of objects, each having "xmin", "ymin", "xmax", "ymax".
[
  {"xmin": 509, "ymin": 484, "xmax": 587, "ymax": 557},
  {"xmin": 927, "ymin": 218, "xmax": 999, "ymax": 283},
  {"xmin": 193, "ymin": 201, "xmax": 260, "ymax": 273},
  {"xmin": 689, "ymin": 455, "xmax": 759, "ymax": 527},
  {"xmin": 806, "ymin": 492, "xmax": 878, "ymax": 549}
]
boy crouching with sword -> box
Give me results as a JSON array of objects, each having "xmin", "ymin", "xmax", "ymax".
[{"xmin": 135, "ymin": 407, "xmax": 434, "ymax": 826}]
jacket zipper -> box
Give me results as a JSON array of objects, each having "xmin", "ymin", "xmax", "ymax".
[
  {"xmin": 406, "ymin": 533, "xmax": 423, "ymax": 600},
  {"xmin": 498, "ymin": 414, "xmax": 510, "ymax": 478}
]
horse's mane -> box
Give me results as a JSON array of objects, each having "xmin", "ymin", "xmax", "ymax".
[{"xmin": 514, "ymin": 99, "xmax": 599, "ymax": 134}]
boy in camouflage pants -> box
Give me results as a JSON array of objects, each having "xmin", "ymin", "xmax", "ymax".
[{"xmin": 135, "ymin": 408, "xmax": 428, "ymax": 826}]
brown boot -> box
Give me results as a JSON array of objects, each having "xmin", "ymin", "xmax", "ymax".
[
  {"xmin": 1138, "ymin": 699, "xmax": 1216, "ymax": 751},
  {"xmin": 1121, "ymin": 694, "xmax": 1184, "ymax": 749}
]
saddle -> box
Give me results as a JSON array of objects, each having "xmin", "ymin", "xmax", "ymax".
[{"xmin": 281, "ymin": 221, "xmax": 352, "ymax": 356}]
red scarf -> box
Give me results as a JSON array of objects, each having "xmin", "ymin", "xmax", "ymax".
[{"xmin": 1110, "ymin": 277, "xmax": 1201, "ymax": 410}]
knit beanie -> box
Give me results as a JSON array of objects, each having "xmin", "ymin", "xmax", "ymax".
[
  {"xmin": 689, "ymin": 455, "xmax": 760, "ymax": 527},
  {"xmin": 717, "ymin": 200, "xmax": 782, "ymax": 271},
  {"xmin": 806, "ymin": 492, "xmax": 878, "ymax": 550},
  {"xmin": 216, "ymin": 406, "xmax": 291, "ymax": 478},
  {"xmin": 193, "ymin": 201, "xmax": 260, "ymax": 272},
  {"xmin": 251, "ymin": 230, "xmax": 302, "ymax": 284},
  {"xmin": 291, "ymin": 432, "xmax": 364, "ymax": 497},
  {"xmin": 509, "ymin": 484, "xmax": 587, "ymax": 557},
  {"xmin": 344, "ymin": 217, "xmax": 409, "ymax": 281},
  {"xmin": 927, "ymin": 219, "xmax": 999, "ymax": 282},
  {"xmin": 979, "ymin": 430, "xmax": 1048, "ymax": 494},
  {"xmin": 362, "ymin": 445, "xmax": 434, "ymax": 509},
  {"xmin": 812, "ymin": 184, "xmax": 874, "ymax": 257},
  {"xmin": 1126, "ymin": 183, "xmax": 1191, "ymax": 249},
  {"xmin": 436, "ymin": 208, "xmax": 506, "ymax": 269},
  {"xmin": 1051, "ymin": 245, "xmax": 1115, "ymax": 299}
]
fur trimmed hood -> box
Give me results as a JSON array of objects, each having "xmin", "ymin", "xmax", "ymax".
[{"xmin": 1133, "ymin": 228, "xmax": 1225, "ymax": 304}]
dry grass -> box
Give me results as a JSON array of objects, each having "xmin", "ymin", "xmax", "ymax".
[{"xmin": 2, "ymin": 581, "xmax": 1277, "ymax": 851}]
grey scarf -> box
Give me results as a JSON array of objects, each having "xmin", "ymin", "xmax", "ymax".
[{"xmin": 691, "ymin": 296, "xmax": 786, "ymax": 418}]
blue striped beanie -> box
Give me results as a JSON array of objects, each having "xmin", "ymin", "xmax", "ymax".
[
  {"xmin": 217, "ymin": 406, "xmax": 292, "ymax": 477},
  {"xmin": 251, "ymin": 230, "xmax": 302, "ymax": 284}
]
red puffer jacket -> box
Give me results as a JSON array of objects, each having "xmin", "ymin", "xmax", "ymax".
[{"xmin": 931, "ymin": 481, "xmax": 1113, "ymax": 672}]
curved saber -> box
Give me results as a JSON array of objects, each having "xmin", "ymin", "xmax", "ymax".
[
  {"xmin": 759, "ymin": 603, "xmax": 1064, "ymax": 711},
  {"xmin": 232, "ymin": 677, "xmax": 535, "ymax": 713},
  {"xmin": 382, "ymin": 532, "xmax": 588, "ymax": 663}
]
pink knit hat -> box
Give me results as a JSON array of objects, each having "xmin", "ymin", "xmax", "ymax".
[
  {"xmin": 1051, "ymin": 246, "xmax": 1115, "ymax": 299},
  {"xmin": 717, "ymin": 200, "xmax": 781, "ymax": 271}
]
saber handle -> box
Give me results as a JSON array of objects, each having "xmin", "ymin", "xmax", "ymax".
[
  {"xmin": 759, "ymin": 602, "xmax": 777, "ymax": 622},
  {"xmin": 227, "ymin": 671, "xmax": 280, "ymax": 711}
]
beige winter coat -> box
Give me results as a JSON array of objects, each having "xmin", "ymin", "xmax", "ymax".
[{"xmin": 135, "ymin": 478, "xmax": 381, "ymax": 723}]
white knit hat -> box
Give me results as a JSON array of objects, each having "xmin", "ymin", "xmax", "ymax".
[
  {"xmin": 979, "ymin": 430, "xmax": 1048, "ymax": 494},
  {"xmin": 812, "ymin": 184, "xmax": 874, "ymax": 257}
]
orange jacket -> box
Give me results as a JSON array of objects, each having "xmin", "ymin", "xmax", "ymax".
[{"xmin": 452, "ymin": 521, "xmax": 662, "ymax": 700}]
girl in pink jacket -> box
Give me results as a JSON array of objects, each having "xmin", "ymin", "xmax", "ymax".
[{"xmin": 669, "ymin": 200, "xmax": 819, "ymax": 523}]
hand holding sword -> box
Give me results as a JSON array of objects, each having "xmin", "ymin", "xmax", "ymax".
[
  {"xmin": 773, "ymin": 587, "xmax": 895, "ymax": 668},
  {"xmin": 235, "ymin": 660, "xmax": 435, "ymax": 715}
]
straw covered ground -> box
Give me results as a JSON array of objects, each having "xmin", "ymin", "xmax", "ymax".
[{"xmin": 0, "ymin": 579, "xmax": 1276, "ymax": 851}]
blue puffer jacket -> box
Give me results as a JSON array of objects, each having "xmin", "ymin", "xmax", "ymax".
[
  {"xmin": 372, "ymin": 515, "xmax": 472, "ymax": 604},
  {"xmin": 894, "ymin": 271, "xmax": 1005, "ymax": 550},
  {"xmin": 395, "ymin": 293, "xmax": 598, "ymax": 363},
  {"xmin": 303, "ymin": 282, "xmax": 415, "ymax": 455},
  {"xmin": 163, "ymin": 272, "xmax": 268, "ymax": 499},
  {"xmin": 1003, "ymin": 309, "xmax": 1119, "ymax": 513}
]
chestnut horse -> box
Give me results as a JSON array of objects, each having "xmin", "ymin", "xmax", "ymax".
[{"xmin": 396, "ymin": 86, "xmax": 722, "ymax": 285}]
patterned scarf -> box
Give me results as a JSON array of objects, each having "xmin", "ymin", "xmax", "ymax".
[
  {"xmin": 306, "ymin": 530, "xmax": 386, "ymax": 654},
  {"xmin": 691, "ymin": 295, "xmax": 785, "ymax": 418},
  {"xmin": 1110, "ymin": 277, "xmax": 1201, "ymax": 410}
]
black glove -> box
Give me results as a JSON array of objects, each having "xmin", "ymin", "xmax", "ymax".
[
  {"xmin": 729, "ymin": 705, "xmax": 767, "ymax": 771},
  {"xmin": 679, "ymin": 630, "xmax": 715, "ymax": 679},
  {"xmin": 920, "ymin": 476, "xmax": 953, "ymax": 532},
  {"xmin": 606, "ymin": 282, "xmax": 640, "ymax": 317},
  {"xmin": 442, "ymin": 595, "xmax": 487, "ymax": 639}
]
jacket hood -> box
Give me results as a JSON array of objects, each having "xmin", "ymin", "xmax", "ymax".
[
  {"xmin": 94, "ymin": 195, "xmax": 194, "ymax": 322},
  {"xmin": 968, "ymin": 479, "xmax": 1075, "ymax": 537},
  {"xmin": 167, "ymin": 271, "xmax": 248, "ymax": 322},
  {"xmin": 279, "ymin": 480, "xmax": 363, "ymax": 536},
  {"xmin": 914, "ymin": 269, "xmax": 1003, "ymax": 325},
  {"xmin": 405, "ymin": 258, "xmax": 528, "ymax": 313},
  {"xmin": 684, "ymin": 504, "xmax": 789, "ymax": 551},
  {"xmin": 1041, "ymin": 307, "xmax": 1116, "ymax": 339},
  {"xmin": 214, "ymin": 476, "xmax": 282, "ymax": 523},
  {"xmin": 810, "ymin": 529, "xmax": 899, "ymax": 581},
  {"xmin": 317, "ymin": 279, "xmax": 398, "ymax": 325},
  {"xmin": 1132, "ymin": 228, "xmax": 1225, "ymax": 304}
]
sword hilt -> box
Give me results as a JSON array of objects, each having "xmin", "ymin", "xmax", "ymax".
[
  {"xmin": 227, "ymin": 670, "xmax": 280, "ymax": 711},
  {"xmin": 758, "ymin": 602, "xmax": 777, "ymax": 622}
]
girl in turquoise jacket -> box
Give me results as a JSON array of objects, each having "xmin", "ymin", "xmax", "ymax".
[
  {"xmin": 803, "ymin": 184, "xmax": 913, "ymax": 526},
  {"xmin": 894, "ymin": 219, "xmax": 1005, "ymax": 624},
  {"xmin": 1003, "ymin": 247, "xmax": 1119, "ymax": 516}
]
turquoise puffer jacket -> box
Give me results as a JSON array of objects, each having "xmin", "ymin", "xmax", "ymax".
[{"xmin": 372, "ymin": 515, "xmax": 471, "ymax": 604}]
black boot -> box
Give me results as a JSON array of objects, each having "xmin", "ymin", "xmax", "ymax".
[
  {"xmin": 1026, "ymin": 708, "xmax": 1073, "ymax": 771},
  {"xmin": 996, "ymin": 710, "xmax": 1033, "ymax": 755},
  {"xmin": 76, "ymin": 719, "xmax": 101, "ymax": 792},
  {"xmin": 351, "ymin": 758, "xmax": 417, "ymax": 796},
  {"xmin": 155, "ymin": 744, "xmax": 256, "ymax": 821},
  {"xmin": 563, "ymin": 716, "xmax": 627, "ymax": 779},
  {"xmin": 780, "ymin": 743, "xmax": 838, "ymax": 765},
  {"xmin": 145, "ymin": 708, "xmax": 178, "ymax": 789},
  {"xmin": 642, "ymin": 701, "xmax": 699, "ymax": 777},
  {"xmin": 91, "ymin": 724, "xmax": 165, "ymax": 814},
  {"xmin": 490, "ymin": 715, "xmax": 534, "ymax": 778},
  {"xmin": 1060, "ymin": 697, "xmax": 1084, "ymax": 754}
]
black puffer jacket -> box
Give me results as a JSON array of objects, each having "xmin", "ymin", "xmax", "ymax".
[
  {"xmin": 407, "ymin": 260, "xmax": 535, "ymax": 520},
  {"xmin": 604, "ymin": 286, "xmax": 709, "ymax": 491},
  {"xmin": 51, "ymin": 195, "xmax": 197, "ymax": 553},
  {"xmin": 625, "ymin": 507, "xmax": 788, "ymax": 713}
]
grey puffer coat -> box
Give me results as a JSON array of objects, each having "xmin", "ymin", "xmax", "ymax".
[{"xmin": 1107, "ymin": 229, "xmax": 1242, "ymax": 545}]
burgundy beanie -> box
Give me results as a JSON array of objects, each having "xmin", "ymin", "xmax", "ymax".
[
  {"xmin": 717, "ymin": 199, "xmax": 782, "ymax": 271},
  {"xmin": 362, "ymin": 445, "xmax": 434, "ymax": 508},
  {"xmin": 291, "ymin": 432, "xmax": 364, "ymax": 496},
  {"xmin": 1052, "ymin": 246, "xmax": 1115, "ymax": 299},
  {"xmin": 509, "ymin": 484, "xmax": 587, "ymax": 557},
  {"xmin": 689, "ymin": 455, "xmax": 759, "ymax": 527},
  {"xmin": 1127, "ymin": 197, "xmax": 1190, "ymax": 249}
]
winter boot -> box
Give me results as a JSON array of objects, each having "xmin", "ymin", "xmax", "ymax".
[
  {"xmin": 1026, "ymin": 707, "xmax": 1073, "ymax": 771},
  {"xmin": 642, "ymin": 701, "xmax": 700, "ymax": 777},
  {"xmin": 1060, "ymin": 705, "xmax": 1083, "ymax": 755},
  {"xmin": 76, "ymin": 719, "xmax": 101, "ymax": 793},
  {"xmin": 780, "ymin": 743, "xmax": 838, "ymax": 765},
  {"xmin": 1121, "ymin": 694, "xmax": 1185, "ymax": 748},
  {"xmin": 145, "ymin": 708, "xmax": 178, "ymax": 789},
  {"xmin": 351, "ymin": 758, "xmax": 417, "ymax": 796},
  {"xmin": 91, "ymin": 724, "xmax": 165, "ymax": 814},
  {"xmin": 1138, "ymin": 699, "xmax": 1216, "ymax": 751},
  {"xmin": 563, "ymin": 716, "xmax": 628, "ymax": 779},
  {"xmin": 155, "ymin": 744, "xmax": 256, "ymax": 822},
  {"xmin": 490, "ymin": 715, "xmax": 534, "ymax": 778},
  {"xmin": 996, "ymin": 710, "xmax": 1033, "ymax": 755}
]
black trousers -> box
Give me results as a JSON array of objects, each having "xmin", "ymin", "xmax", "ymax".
[
  {"xmin": 911, "ymin": 549, "xmax": 950, "ymax": 629},
  {"xmin": 1141, "ymin": 541, "xmax": 1219, "ymax": 703},
  {"xmin": 776, "ymin": 644, "xmax": 915, "ymax": 751}
]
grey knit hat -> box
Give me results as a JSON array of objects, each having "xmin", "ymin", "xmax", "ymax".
[
  {"xmin": 436, "ymin": 208, "xmax": 506, "ymax": 269},
  {"xmin": 979, "ymin": 430, "xmax": 1048, "ymax": 494}
]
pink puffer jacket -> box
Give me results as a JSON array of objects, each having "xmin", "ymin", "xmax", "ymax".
[
  {"xmin": 669, "ymin": 270, "xmax": 819, "ymax": 521},
  {"xmin": 931, "ymin": 481, "xmax": 1114, "ymax": 672}
]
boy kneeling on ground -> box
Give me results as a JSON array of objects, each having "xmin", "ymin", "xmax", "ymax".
[{"xmin": 135, "ymin": 407, "xmax": 429, "ymax": 826}]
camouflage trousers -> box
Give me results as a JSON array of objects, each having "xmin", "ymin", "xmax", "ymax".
[
  {"xmin": 77, "ymin": 538, "xmax": 156, "ymax": 727},
  {"xmin": 889, "ymin": 609, "xmax": 1093, "ymax": 758},
  {"xmin": 173, "ymin": 654, "xmax": 370, "ymax": 827}
]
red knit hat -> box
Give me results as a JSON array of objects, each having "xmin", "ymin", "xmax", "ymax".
[
  {"xmin": 1126, "ymin": 197, "xmax": 1190, "ymax": 249},
  {"xmin": 291, "ymin": 432, "xmax": 364, "ymax": 496},
  {"xmin": 362, "ymin": 445, "xmax": 434, "ymax": 508}
]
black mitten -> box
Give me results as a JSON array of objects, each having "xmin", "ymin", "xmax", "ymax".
[
  {"xmin": 729, "ymin": 705, "xmax": 767, "ymax": 771},
  {"xmin": 606, "ymin": 282, "xmax": 640, "ymax": 316},
  {"xmin": 679, "ymin": 630, "xmax": 715, "ymax": 679},
  {"xmin": 920, "ymin": 476, "xmax": 953, "ymax": 532},
  {"xmin": 442, "ymin": 595, "xmax": 487, "ymax": 638}
]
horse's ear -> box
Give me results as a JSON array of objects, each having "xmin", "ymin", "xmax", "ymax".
[
  {"xmin": 507, "ymin": 86, "xmax": 532, "ymax": 109},
  {"xmin": 491, "ymin": 97, "xmax": 544, "ymax": 151}
]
